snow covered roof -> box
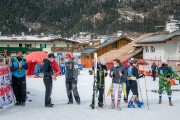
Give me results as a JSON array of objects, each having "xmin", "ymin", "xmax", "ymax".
[
  {"xmin": 137, "ymin": 31, "xmax": 180, "ymax": 44},
  {"xmin": 0, "ymin": 35, "xmax": 79, "ymax": 43}
]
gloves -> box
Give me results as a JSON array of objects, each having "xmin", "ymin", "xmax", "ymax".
[{"xmin": 142, "ymin": 73, "xmax": 145, "ymax": 78}]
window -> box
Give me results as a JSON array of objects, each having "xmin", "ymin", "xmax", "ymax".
[
  {"xmin": 26, "ymin": 44, "xmax": 32, "ymax": 48},
  {"xmin": 19, "ymin": 43, "xmax": 22, "ymax": 47},
  {"xmin": 53, "ymin": 44, "xmax": 56, "ymax": 47},
  {"xmin": 40, "ymin": 44, "xmax": 46, "ymax": 48},
  {"xmin": 113, "ymin": 42, "xmax": 118, "ymax": 48},
  {"xmin": 67, "ymin": 44, "xmax": 69, "ymax": 47},
  {"xmin": 150, "ymin": 46, "xmax": 155, "ymax": 53},
  {"xmin": 179, "ymin": 45, "xmax": 180, "ymax": 53},
  {"xmin": 7, "ymin": 44, "xmax": 10, "ymax": 47},
  {"xmin": 144, "ymin": 46, "xmax": 149, "ymax": 53}
]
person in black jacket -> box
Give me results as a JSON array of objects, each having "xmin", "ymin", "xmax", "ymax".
[
  {"xmin": 10, "ymin": 51, "xmax": 28, "ymax": 106},
  {"xmin": 90, "ymin": 59, "xmax": 108, "ymax": 108},
  {"xmin": 127, "ymin": 59, "xmax": 145, "ymax": 108},
  {"xmin": 43, "ymin": 53, "xmax": 56, "ymax": 107},
  {"xmin": 151, "ymin": 62, "xmax": 158, "ymax": 81}
]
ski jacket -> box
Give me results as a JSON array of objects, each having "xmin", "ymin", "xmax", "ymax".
[
  {"xmin": 158, "ymin": 66, "xmax": 174, "ymax": 82},
  {"xmin": 10, "ymin": 57, "xmax": 28, "ymax": 78},
  {"xmin": 109, "ymin": 64, "xmax": 127, "ymax": 84},
  {"xmin": 151, "ymin": 63, "xmax": 158, "ymax": 71},
  {"xmin": 65, "ymin": 60, "xmax": 79, "ymax": 83},
  {"xmin": 92, "ymin": 63, "xmax": 107, "ymax": 87},
  {"xmin": 43, "ymin": 58, "xmax": 53, "ymax": 80},
  {"xmin": 131, "ymin": 66, "xmax": 144, "ymax": 80}
]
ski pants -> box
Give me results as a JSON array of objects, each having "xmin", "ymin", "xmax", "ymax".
[
  {"xmin": 66, "ymin": 81, "xmax": 80, "ymax": 102},
  {"xmin": 12, "ymin": 75, "xmax": 26, "ymax": 102},
  {"xmin": 152, "ymin": 70, "xmax": 156, "ymax": 80},
  {"xmin": 111, "ymin": 83, "xmax": 122, "ymax": 106},
  {"xmin": 129, "ymin": 80, "xmax": 139, "ymax": 98},
  {"xmin": 158, "ymin": 79, "xmax": 172, "ymax": 96},
  {"xmin": 124, "ymin": 80, "xmax": 130, "ymax": 101},
  {"xmin": 91, "ymin": 85, "xmax": 104, "ymax": 105},
  {"xmin": 43, "ymin": 78, "xmax": 53, "ymax": 105}
]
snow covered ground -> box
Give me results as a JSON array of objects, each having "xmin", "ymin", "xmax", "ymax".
[{"xmin": 1, "ymin": 70, "xmax": 180, "ymax": 120}]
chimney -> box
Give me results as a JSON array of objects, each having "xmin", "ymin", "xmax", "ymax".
[
  {"xmin": 22, "ymin": 32, "xmax": 25, "ymax": 37},
  {"xmin": 41, "ymin": 32, "xmax": 44, "ymax": 37},
  {"xmin": 100, "ymin": 39, "xmax": 105, "ymax": 43},
  {"xmin": 117, "ymin": 31, "xmax": 122, "ymax": 37},
  {"xmin": 166, "ymin": 20, "xmax": 179, "ymax": 33},
  {"xmin": 155, "ymin": 26, "xmax": 165, "ymax": 34}
]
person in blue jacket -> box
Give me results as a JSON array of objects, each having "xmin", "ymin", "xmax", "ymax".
[{"xmin": 10, "ymin": 51, "xmax": 28, "ymax": 106}]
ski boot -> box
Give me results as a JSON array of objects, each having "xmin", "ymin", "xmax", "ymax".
[
  {"xmin": 15, "ymin": 102, "xmax": 21, "ymax": 106},
  {"xmin": 158, "ymin": 99, "xmax": 162, "ymax": 104},
  {"xmin": 136, "ymin": 100, "xmax": 144, "ymax": 108},
  {"xmin": 128, "ymin": 101, "xmax": 135, "ymax": 108},
  {"xmin": 169, "ymin": 101, "xmax": 173, "ymax": 106},
  {"xmin": 76, "ymin": 99, "xmax": 80, "ymax": 105},
  {"xmin": 111, "ymin": 100, "xmax": 115, "ymax": 109},
  {"xmin": 90, "ymin": 104, "xmax": 95, "ymax": 109},
  {"xmin": 20, "ymin": 102, "xmax": 25, "ymax": 106},
  {"xmin": 67, "ymin": 100, "xmax": 73, "ymax": 104},
  {"xmin": 98, "ymin": 102, "xmax": 104, "ymax": 108}
]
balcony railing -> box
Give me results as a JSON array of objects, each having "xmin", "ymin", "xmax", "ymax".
[
  {"xmin": 51, "ymin": 47, "xmax": 74, "ymax": 52},
  {"xmin": 0, "ymin": 47, "xmax": 43, "ymax": 53}
]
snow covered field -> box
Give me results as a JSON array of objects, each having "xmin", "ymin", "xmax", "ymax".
[{"xmin": 1, "ymin": 70, "xmax": 180, "ymax": 120}]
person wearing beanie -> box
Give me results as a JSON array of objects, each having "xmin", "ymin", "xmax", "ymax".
[{"xmin": 65, "ymin": 53, "xmax": 80, "ymax": 104}]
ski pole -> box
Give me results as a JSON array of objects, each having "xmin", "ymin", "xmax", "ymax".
[
  {"xmin": 137, "ymin": 79, "xmax": 143, "ymax": 103},
  {"xmin": 104, "ymin": 78, "xmax": 106, "ymax": 108},
  {"xmin": 144, "ymin": 77, "xmax": 149, "ymax": 110}
]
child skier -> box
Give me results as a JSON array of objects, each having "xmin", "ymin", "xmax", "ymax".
[
  {"xmin": 90, "ymin": 58, "xmax": 108, "ymax": 108},
  {"xmin": 127, "ymin": 59, "xmax": 144, "ymax": 108},
  {"xmin": 109, "ymin": 59, "xmax": 127, "ymax": 109},
  {"xmin": 158, "ymin": 60, "xmax": 174, "ymax": 106}
]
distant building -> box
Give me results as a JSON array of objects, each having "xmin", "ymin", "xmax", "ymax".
[
  {"xmin": 137, "ymin": 31, "xmax": 180, "ymax": 70},
  {"xmin": 0, "ymin": 35, "xmax": 79, "ymax": 57}
]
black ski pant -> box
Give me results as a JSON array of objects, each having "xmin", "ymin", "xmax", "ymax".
[
  {"xmin": 12, "ymin": 75, "xmax": 26, "ymax": 103},
  {"xmin": 91, "ymin": 85, "xmax": 104, "ymax": 106},
  {"xmin": 129, "ymin": 80, "xmax": 139, "ymax": 97},
  {"xmin": 43, "ymin": 78, "xmax": 53, "ymax": 106},
  {"xmin": 152, "ymin": 70, "xmax": 156, "ymax": 81},
  {"xmin": 66, "ymin": 81, "xmax": 80, "ymax": 102}
]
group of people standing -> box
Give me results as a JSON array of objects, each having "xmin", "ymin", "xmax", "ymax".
[
  {"xmin": 90, "ymin": 58, "xmax": 174, "ymax": 109},
  {"xmin": 10, "ymin": 51, "xmax": 80, "ymax": 107},
  {"xmin": 10, "ymin": 51, "xmax": 175, "ymax": 109}
]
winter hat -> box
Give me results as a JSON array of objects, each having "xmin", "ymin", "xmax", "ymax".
[
  {"xmin": 66, "ymin": 53, "xmax": 72, "ymax": 59},
  {"xmin": 161, "ymin": 59, "xmax": 167, "ymax": 64}
]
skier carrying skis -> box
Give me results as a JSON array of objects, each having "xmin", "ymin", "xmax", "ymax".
[
  {"xmin": 109, "ymin": 59, "xmax": 127, "ymax": 109},
  {"xmin": 127, "ymin": 59, "xmax": 144, "ymax": 108},
  {"xmin": 65, "ymin": 53, "xmax": 80, "ymax": 104},
  {"xmin": 158, "ymin": 60, "xmax": 174, "ymax": 106},
  {"xmin": 90, "ymin": 58, "xmax": 108, "ymax": 108}
]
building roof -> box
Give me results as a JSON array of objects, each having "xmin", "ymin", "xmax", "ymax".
[
  {"xmin": 137, "ymin": 31, "xmax": 180, "ymax": 44},
  {"xmin": 0, "ymin": 35, "xmax": 79, "ymax": 43},
  {"xmin": 80, "ymin": 36, "xmax": 132, "ymax": 54},
  {"xmin": 99, "ymin": 33, "xmax": 154, "ymax": 63}
]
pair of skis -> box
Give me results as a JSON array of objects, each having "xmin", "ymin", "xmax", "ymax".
[{"xmin": 92, "ymin": 53, "xmax": 106, "ymax": 109}]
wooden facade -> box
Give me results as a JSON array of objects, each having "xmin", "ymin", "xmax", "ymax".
[{"xmin": 81, "ymin": 37, "xmax": 131, "ymax": 59}]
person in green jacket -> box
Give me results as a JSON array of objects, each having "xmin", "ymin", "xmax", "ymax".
[{"xmin": 158, "ymin": 60, "xmax": 174, "ymax": 106}]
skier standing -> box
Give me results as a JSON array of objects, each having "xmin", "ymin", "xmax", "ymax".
[
  {"xmin": 158, "ymin": 60, "xmax": 173, "ymax": 106},
  {"xmin": 43, "ymin": 53, "xmax": 56, "ymax": 107},
  {"xmin": 10, "ymin": 51, "xmax": 28, "ymax": 106},
  {"xmin": 151, "ymin": 62, "xmax": 158, "ymax": 81},
  {"xmin": 90, "ymin": 58, "xmax": 108, "ymax": 108},
  {"xmin": 127, "ymin": 59, "xmax": 144, "ymax": 108},
  {"xmin": 65, "ymin": 53, "xmax": 80, "ymax": 104},
  {"xmin": 109, "ymin": 59, "xmax": 127, "ymax": 109}
]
